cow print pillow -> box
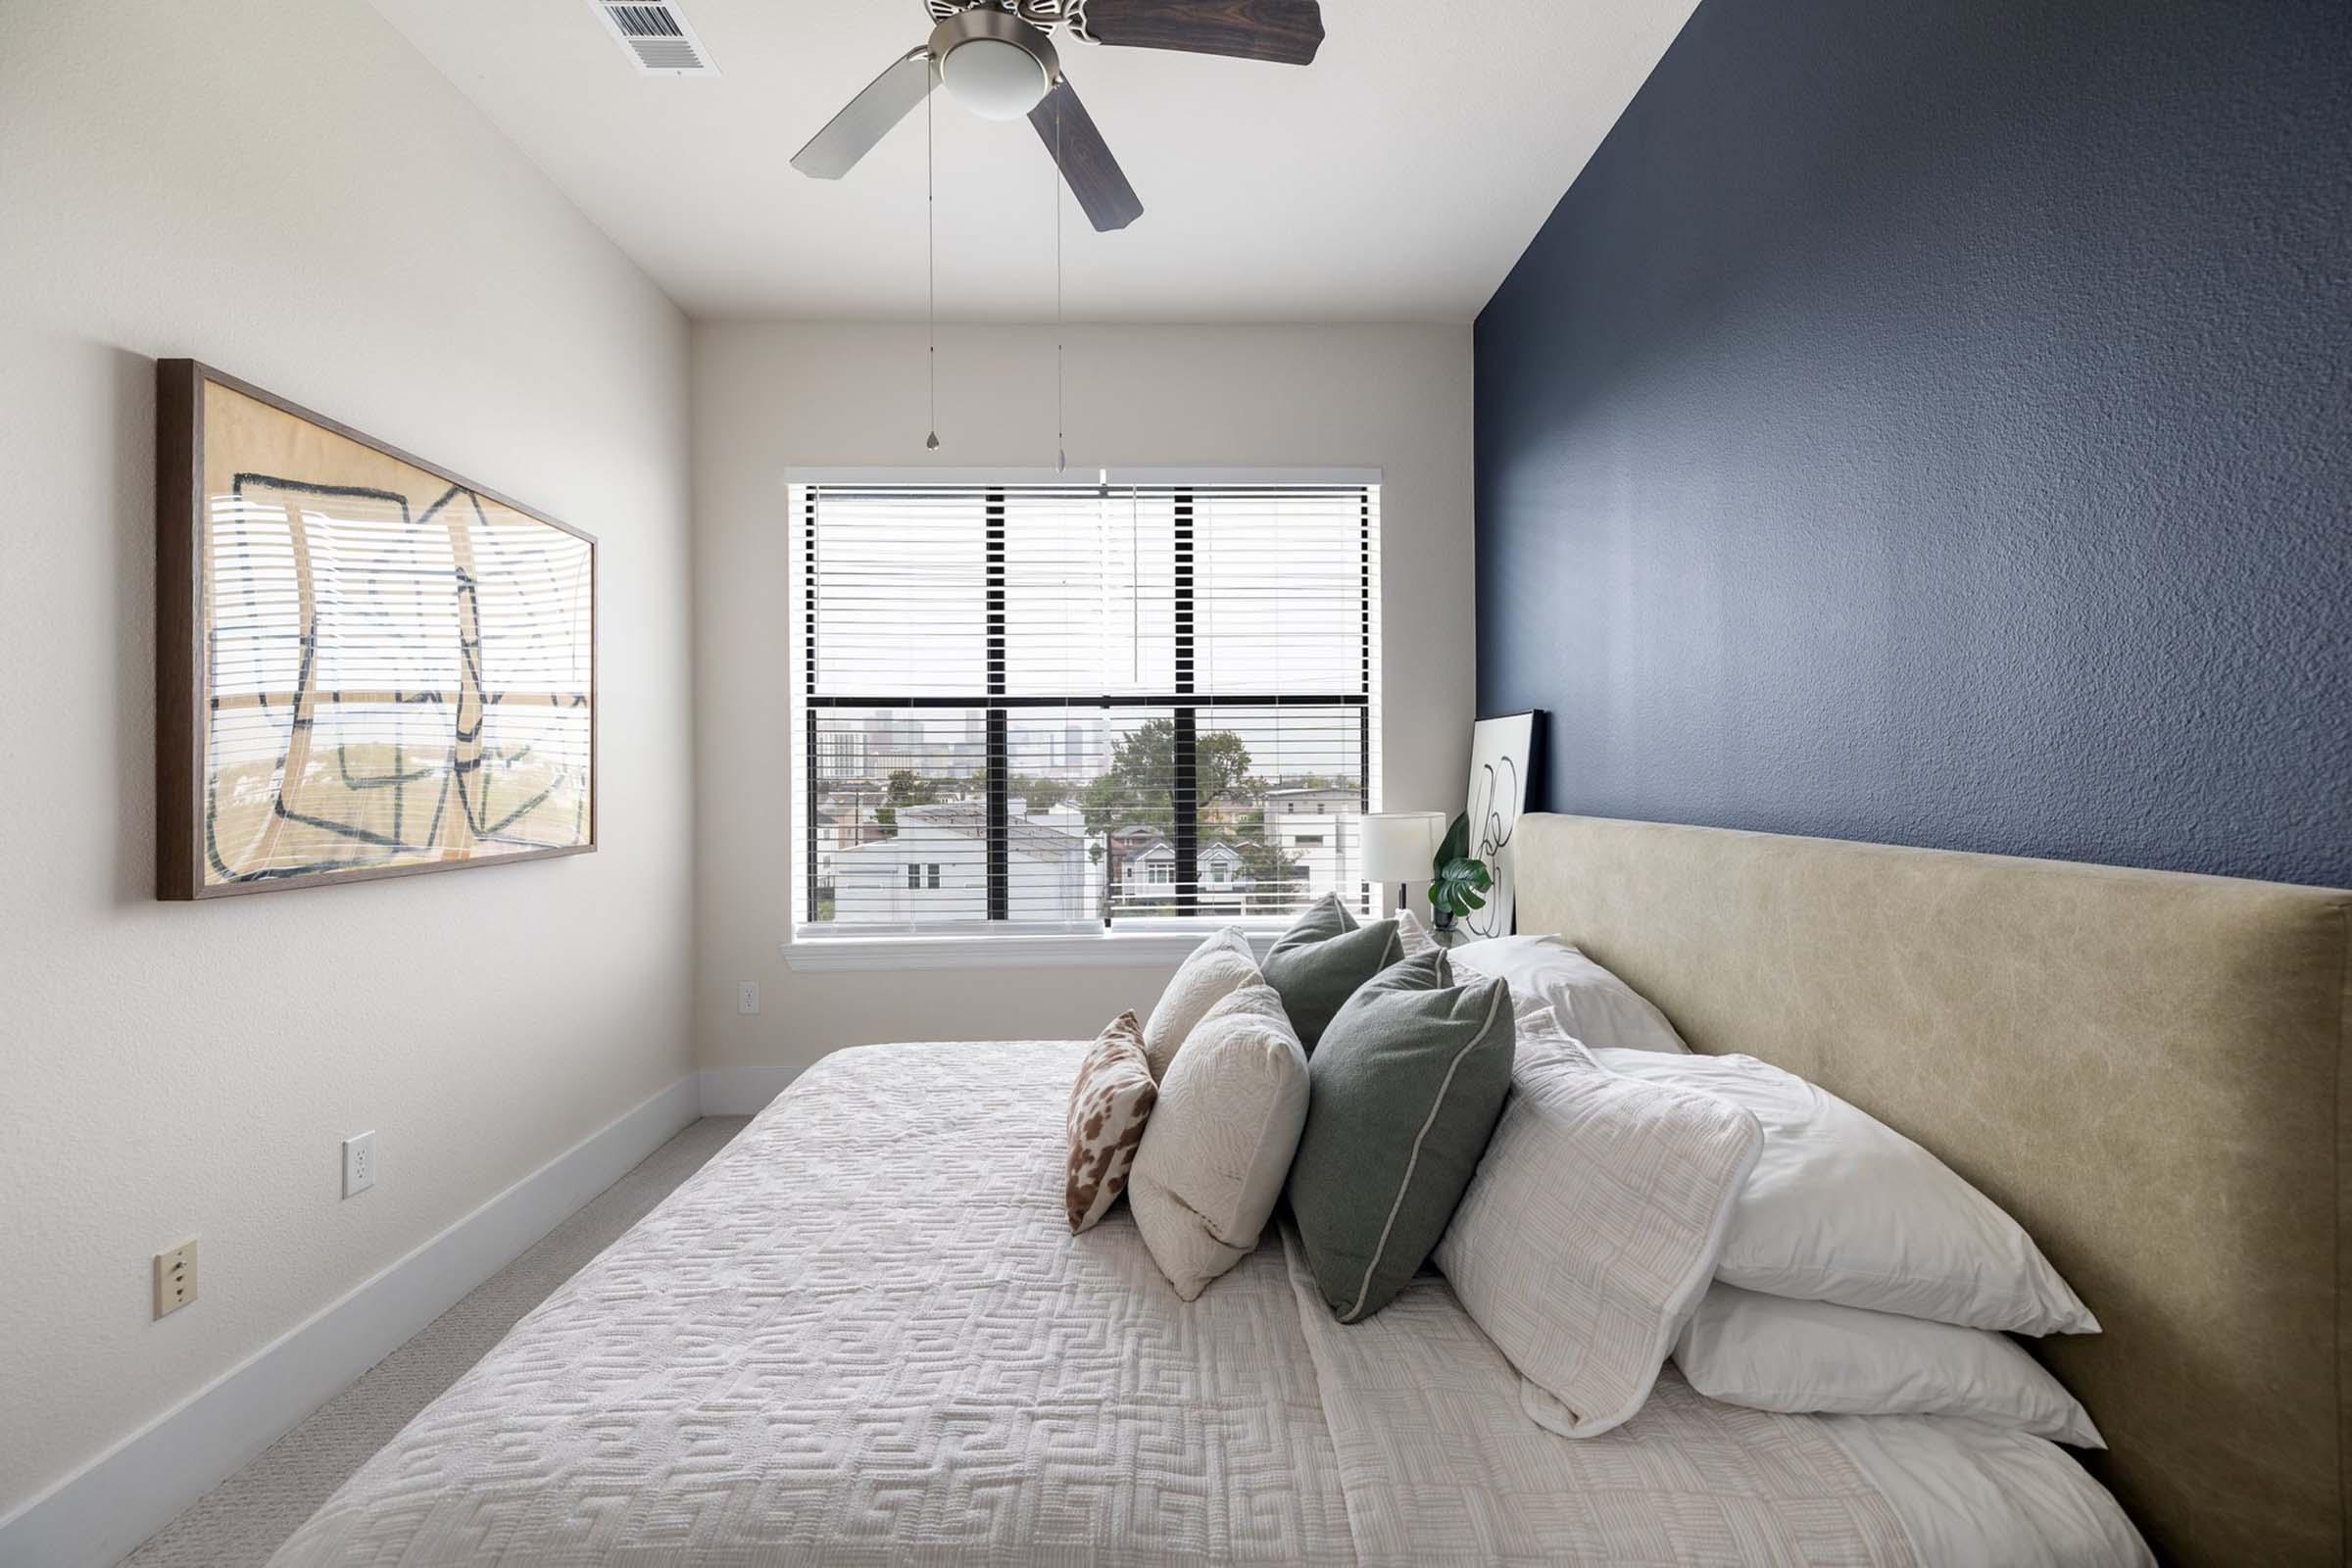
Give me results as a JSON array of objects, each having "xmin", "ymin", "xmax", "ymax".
[{"xmin": 1066, "ymin": 1011, "xmax": 1159, "ymax": 1233}]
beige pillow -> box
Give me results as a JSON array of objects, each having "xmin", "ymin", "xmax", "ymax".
[
  {"xmin": 1434, "ymin": 995, "xmax": 1761, "ymax": 1438},
  {"xmin": 1142, "ymin": 925, "xmax": 1259, "ymax": 1080},
  {"xmin": 1064, "ymin": 1011, "xmax": 1158, "ymax": 1233},
  {"xmin": 1128, "ymin": 983, "xmax": 1309, "ymax": 1299}
]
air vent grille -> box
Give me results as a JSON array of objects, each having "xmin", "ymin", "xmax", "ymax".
[
  {"xmin": 590, "ymin": 0, "xmax": 718, "ymax": 75},
  {"xmin": 609, "ymin": 4, "xmax": 683, "ymax": 38}
]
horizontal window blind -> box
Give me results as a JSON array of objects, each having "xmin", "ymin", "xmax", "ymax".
[{"xmin": 792, "ymin": 481, "xmax": 1380, "ymax": 934}]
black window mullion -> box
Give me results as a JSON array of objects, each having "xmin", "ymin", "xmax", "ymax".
[
  {"xmin": 985, "ymin": 490, "xmax": 1009, "ymax": 923},
  {"xmin": 1172, "ymin": 490, "xmax": 1198, "ymax": 917}
]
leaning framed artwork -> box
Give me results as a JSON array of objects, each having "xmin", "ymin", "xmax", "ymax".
[
  {"xmin": 1459, "ymin": 710, "xmax": 1544, "ymax": 939},
  {"xmin": 156, "ymin": 361, "xmax": 596, "ymax": 899}
]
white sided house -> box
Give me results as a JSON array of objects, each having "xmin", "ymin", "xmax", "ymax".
[
  {"xmin": 1265, "ymin": 786, "xmax": 1364, "ymax": 905},
  {"xmin": 830, "ymin": 803, "xmax": 1093, "ymax": 925}
]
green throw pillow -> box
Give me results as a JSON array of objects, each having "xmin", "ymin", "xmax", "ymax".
[
  {"xmin": 1260, "ymin": 894, "xmax": 1401, "ymax": 1053},
  {"xmin": 1286, "ymin": 950, "xmax": 1515, "ymax": 1322}
]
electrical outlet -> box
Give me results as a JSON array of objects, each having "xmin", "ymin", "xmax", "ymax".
[
  {"xmin": 342, "ymin": 1130, "xmax": 376, "ymax": 1198},
  {"xmin": 154, "ymin": 1239, "xmax": 198, "ymax": 1318},
  {"xmin": 737, "ymin": 981, "xmax": 760, "ymax": 1016}
]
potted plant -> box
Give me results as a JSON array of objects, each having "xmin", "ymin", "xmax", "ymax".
[{"xmin": 1428, "ymin": 812, "xmax": 1493, "ymax": 932}]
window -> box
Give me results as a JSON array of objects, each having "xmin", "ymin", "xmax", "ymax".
[{"xmin": 792, "ymin": 477, "xmax": 1380, "ymax": 939}]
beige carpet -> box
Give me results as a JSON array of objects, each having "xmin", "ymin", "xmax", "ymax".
[{"xmin": 119, "ymin": 1116, "xmax": 750, "ymax": 1568}]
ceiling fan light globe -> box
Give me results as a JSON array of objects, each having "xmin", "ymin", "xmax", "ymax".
[{"xmin": 941, "ymin": 36, "xmax": 1050, "ymax": 120}]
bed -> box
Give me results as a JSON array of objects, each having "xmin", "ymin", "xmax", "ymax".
[{"xmin": 271, "ymin": 815, "xmax": 2352, "ymax": 1566}]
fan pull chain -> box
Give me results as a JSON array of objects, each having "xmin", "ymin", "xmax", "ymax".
[
  {"xmin": 1054, "ymin": 84, "xmax": 1066, "ymax": 474},
  {"xmin": 924, "ymin": 61, "xmax": 940, "ymax": 453}
]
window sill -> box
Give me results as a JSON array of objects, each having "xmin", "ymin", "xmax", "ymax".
[{"xmin": 780, "ymin": 927, "xmax": 1277, "ymax": 973}]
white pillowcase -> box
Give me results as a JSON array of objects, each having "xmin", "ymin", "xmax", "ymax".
[
  {"xmin": 1675, "ymin": 1283, "xmax": 2105, "ymax": 1447},
  {"xmin": 1142, "ymin": 926, "xmax": 1259, "ymax": 1080},
  {"xmin": 1128, "ymin": 983, "xmax": 1309, "ymax": 1300},
  {"xmin": 1598, "ymin": 1049, "xmax": 2097, "ymax": 1336},
  {"xmin": 1396, "ymin": 914, "xmax": 1689, "ymax": 1055},
  {"xmin": 1433, "ymin": 996, "xmax": 1760, "ymax": 1439}
]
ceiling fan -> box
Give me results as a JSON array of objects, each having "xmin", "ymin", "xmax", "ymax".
[{"xmin": 789, "ymin": 0, "xmax": 1326, "ymax": 232}]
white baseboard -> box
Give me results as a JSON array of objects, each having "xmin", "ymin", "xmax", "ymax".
[
  {"xmin": 0, "ymin": 1074, "xmax": 701, "ymax": 1568},
  {"xmin": 697, "ymin": 1063, "xmax": 803, "ymax": 1116}
]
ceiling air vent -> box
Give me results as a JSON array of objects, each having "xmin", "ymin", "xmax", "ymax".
[{"xmin": 591, "ymin": 1, "xmax": 719, "ymax": 76}]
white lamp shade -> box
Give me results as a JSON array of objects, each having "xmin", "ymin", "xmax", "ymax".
[{"xmin": 1361, "ymin": 810, "xmax": 1446, "ymax": 884}]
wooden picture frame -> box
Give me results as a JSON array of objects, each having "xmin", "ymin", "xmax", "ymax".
[{"xmin": 156, "ymin": 361, "xmax": 597, "ymax": 899}]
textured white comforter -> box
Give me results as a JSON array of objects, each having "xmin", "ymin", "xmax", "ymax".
[{"xmin": 271, "ymin": 1041, "xmax": 2148, "ymax": 1567}]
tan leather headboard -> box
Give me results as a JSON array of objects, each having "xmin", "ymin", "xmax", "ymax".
[{"xmin": 1512, "ymin": 813, "xmax": 2352, "ymax": 1565}]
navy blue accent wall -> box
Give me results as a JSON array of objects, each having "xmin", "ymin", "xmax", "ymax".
[{"xmin": 1474, "ymin": 0, "xmax": 2351, "ymax": 886}]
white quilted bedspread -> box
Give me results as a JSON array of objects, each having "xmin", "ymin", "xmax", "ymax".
[{"xmin": 271, "ymin": 1041, "xmax": 2147, "ymax": 1567}]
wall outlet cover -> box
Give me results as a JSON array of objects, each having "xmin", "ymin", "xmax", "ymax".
[
  {"xmin": 738, "ymin": 981, "xmax": 760, "ymax": 1015},
  {"xmin": 342, "ymin": 1130, "xmax": 377, "ymax": 1198},
  {"xmin": 154, "ymin": 1239, "xmax": 198, "ymax": 1318}
]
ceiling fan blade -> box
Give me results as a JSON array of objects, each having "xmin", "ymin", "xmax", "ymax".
[
  {"xmin": 790, "ymin": 48, "xmax": 935, "ymax": 179},
  {"xmin": 1077, "ymin": 0, "xmax": 1324, "ymax": 66},
  {"xmin": 1031, "ymin": 77, "xmax": 1144, "ymax": 232}
]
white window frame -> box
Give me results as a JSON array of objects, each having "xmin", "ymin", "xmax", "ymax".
[{"xmin": 783, "ymin": 466, "xmax": 1382, "ymax": 972}]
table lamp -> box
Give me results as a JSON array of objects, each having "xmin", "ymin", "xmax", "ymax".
[{"xmin": 1362, "ymin": 810, "xmax": 1447, "ymax": 914}]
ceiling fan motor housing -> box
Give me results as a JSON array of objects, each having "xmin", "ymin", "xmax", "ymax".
[{"xmin": 930, "ymin": 7, "xmax": 1060, "ymax": 121}]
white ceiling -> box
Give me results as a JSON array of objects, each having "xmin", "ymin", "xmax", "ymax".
[{"xmin": 370, "ymin": 0, "xmax": 1699, "ymax": 323}]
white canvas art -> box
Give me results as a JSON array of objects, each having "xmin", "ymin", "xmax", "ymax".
[{"xmin": 1461, "ymin": 711, "xmax": 1542, "ymax": 938}]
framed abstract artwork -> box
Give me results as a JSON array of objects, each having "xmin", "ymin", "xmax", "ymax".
[
  {"xmin": 1459, "ymin": 710, "xmax": 1544, "ymax": 939},
  {"xmin": 156, "ymin": 361, "xmax": 596, "ymax": 899}
]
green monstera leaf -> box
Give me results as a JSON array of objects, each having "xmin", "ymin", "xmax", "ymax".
[{"xmin": 1429, "ymin": 812, "xmax": 1492, "ymax": 921}]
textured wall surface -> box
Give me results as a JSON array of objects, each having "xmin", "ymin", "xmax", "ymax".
[
  {"xmin": 1475, "ymin": 0, "xmax": 2351, "ymax": 886},
  {"xmin": 0, "ymin": 0, "xmax": 692, "ymax": 1522}
]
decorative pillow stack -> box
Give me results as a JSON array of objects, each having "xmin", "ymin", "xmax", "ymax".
[
  {"xmin": 1432, "ymin": 994, "xmax": 1759, "ymax": 1436},
  {"xmin": 1260, "ymin": 894, "xmax": 1401, "ymax": 1053},
  {"xmin": 1063, "ymin": 1010, "xmax": 1157, "ymax": 1233},
  {"xmin": 1597, "ymin": 1048, "xmax": 2097, "ymax": 1333},
  {"xmin": 1424, "ymin": 969, "xmax": 2106, "ymax": 1446},
  {"xmin": 1066, "ymin": 926, "xmax": 1262, "ymax": 1242},
  {"xmin": 1590, "ymin": 1046, "xmax": 2105, "ymax": 1443},
  {"xmin": 1285, "ymin": 950, "xmax": 1515, "ymax": 1322},
  {"xmin": 1126, "ymin": 983, "xmax": 1310, "ymax": 1300}
]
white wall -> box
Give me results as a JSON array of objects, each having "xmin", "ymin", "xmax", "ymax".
[
  {"xmin": 0, "ymin": 0, "xmax": 694, "ymax": 1529},
  {"xmin": 693, "ymin": 321, "xmax": 1475, "ymax": 1074}
]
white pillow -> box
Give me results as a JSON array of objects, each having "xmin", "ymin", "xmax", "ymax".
[
  {"xmin": 1128, "ymin": 983, "xmax": 1309, "ymax": 1300},
  {"xmin": 1433, "ymin": 996, "xmax": 1761, "ymax": 1438},
  {"xmin": 1142, "ymin": 925, "xmax": 1259, "ymax": 1080},
  {"xmin": 1407, "ymin": 920, "xmax": 1689, "ymax": 1055},
  {"xmin": 1598, "ymin": 1049, "xmax": 2097, "ymax": 1335},
  {"xmin": 1674, "ymin": 1283, "xmax": 2104, "ymax": 1446}
]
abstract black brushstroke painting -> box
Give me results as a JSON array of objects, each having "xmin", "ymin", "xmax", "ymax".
[
  {"xmin": 157, "ymin": 363, "xmax": 595, "ymax": 899},
  {"xmin": 1460, "ymin": 710, "xmax": 1543, "ymax": 939}
]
